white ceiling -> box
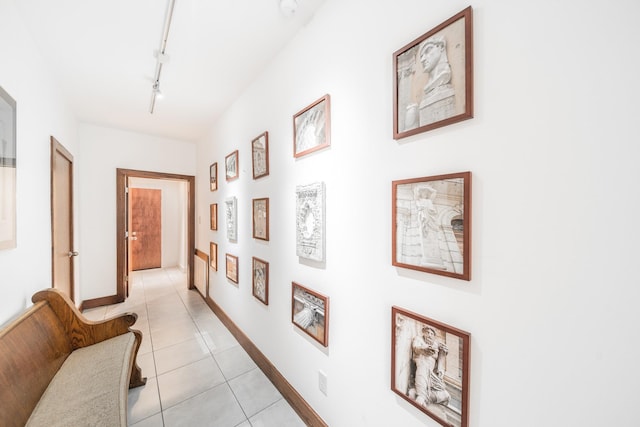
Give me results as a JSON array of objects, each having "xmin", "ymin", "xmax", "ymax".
[{"xmin": 15, "ymin": 0, "xmax": 326, "ymax": 142}]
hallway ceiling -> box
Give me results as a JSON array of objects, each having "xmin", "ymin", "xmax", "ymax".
[{"xmin": 15, "ymin": 0, "xmax": 326, "ymax": 142}]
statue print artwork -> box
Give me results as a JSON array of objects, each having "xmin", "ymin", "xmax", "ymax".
[
  {"xmin": 225, "ymin": 253, "xmax": 238, "ymax": 284},
  {"xmin": 251, "ymin": 131, "xmax": 269, "ymax": 179},
  {"xmin": 209, "ymin": 162, "xmax": 217, "ymax": 191},
  {"xmin": 224, "ymin": 196, "xmax": 237, "ymax": 241},
  {"xmin": 225, "ymin": 150, "xmax": 238, "ymax": 181},
  {"xmin": 391, "ymin": 306, "xmax": 470, "ymax": 427},
  {"xmin": 392, "ymin": 172, "xmax": 471, "ymax": 280},
  {"xmin": 393, "ymin": 6, "xmax": 473, "ymax": 139},
  {"xmin": 252, "ymin": 257, "xmax": 269, "ymax": 305},
  {"xmin": 292, "ymin": 282, "xmax": 329, "ymax": 347},
  {"xmin": 295, "ymin": 182, "xmax": 325, "ymax": 262},
  {"xmin": 252, "ymin": 197, "xmax": 269, "ymax": 241},
  {"xmin": 293, "ymin": 95, "xmax": 331, "ymax": 158}
]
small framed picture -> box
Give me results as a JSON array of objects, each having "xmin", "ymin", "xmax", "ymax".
[
  {"xmin": 295, "ymin": 182, "xmax": 325, "ymax": 261},
  {"xmin": 252, "ymin": 131, "xmax": 269, "ymax": 179},
  {"xmin": 225, "ymin": 253, "xmax": 238, "ymax": 283},
  {"xmin": 293, "ymin": 94, "xmax": 331, "ymax": 158},
  {"xmin": 225, "ymin": 150, "xmax": 239, "ymax": 181},
  {"xmin": 209, "ymin": 242, "xmax": 218, "ymax": 271},
  {"xmin": 252, "ymin": 257, "xmax": 269, "ymax": 305},
  {"xmin": 225, "ymin": 196, "xmax": 237, "ymax": 241},
  {"xmin": 210, "ymin": 203, "xmax": 218, "ymax": 231},
  {"xmin": 291, "ymin": 282, "xmax": 329, "ymax": 347},
  {"xmin": 252, "ymin": 197, "xmax": 269, "ymax": 241},
  {"xmin": 391, "ymin": 306, "xmax": 470, "ymax": 427},
  {"xmin": 0, "ymin": 85, "xmax": 16, "ymax": 250},
  {"xmin": 209, "ymin": 162, "xmax": 218, "ymax": 191},
  {"xmin": 393, "ymin": 6, "xmax": 473, "ymax": 139},
  {"xmin": 392, "ymin": 172, "xmax": 471, "ymax": 280}
]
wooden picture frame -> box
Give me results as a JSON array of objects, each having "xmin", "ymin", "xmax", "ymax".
[
  {"xmin": 225, "ymin": 150, "xmax": 239, "ymax": 181},
  {"xmin": 210, "ymin": 203, "xmax": 218, "ymax": 231},
  {"xmin": 293, "ymin": 94, "xmax": 331, "ymax": 158},
  {"xmin": 251, "ymin": 131, "xmax": 269, "ymax": 179},
  {"xmin": 209, "ymin": 162, "xmax": 218, "ymax": 191},
  {"xmin": 0, "ymin": 86, "xmax": 17, "ymax": 250},
  {"xmin": 291, "ymin": 282, "xmax": 329, "ymax": 347},
  {"xmin": 252, "ymin": 257, "xmax": 269, "ymax": 305},
  {"xmin": 392, "ymin": 171, "xmax": 471, "ymax": 280},
  {"xmin": 393, "ymin": 6, "xmax": 473, "ymax": 139},
  {"xmin": 225, "ymin": 253, "xmax": 238, "ymax": 283},
  {"xmin": 224, "ymin": 196, "xmax": 237, "ymax": 241},
  {"xmin": 209, "ymin": 242, "xmax": 218, "ymax": 271},
  {"xmin": 295, "ymin": 182, "xmax": 325, "ymax": 261},
  {"xmin": 391, "ymin": 306, "xmax": 470, "ymax": 427},
  {"xmin": 252, "ymin": 197, "xmax": 269, "ymax": 241}
]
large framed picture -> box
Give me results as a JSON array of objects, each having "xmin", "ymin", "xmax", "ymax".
[
  {"xmin": 295, "ymin": 182, "xmax": 325, "ymax": 262},
  {"xmin": 252, "ymin": 257, "xmax": 269, "ymax": 305},
  {"xmin": 225, "ymin": 150, "xmax": 239, "ymax": 181},
  {"xmin": 0, "ymin": 86, "xmax": 16, "ymax": 250},
  {"xmin": 209, "ymin": 242, "xmax": 218, "ymax": 271},
  {"xmin": 252, "ymin": 197, "xmax": 269, "ymax": 241},
  {"xmin": 291, "ymin": 282, "xmax": 329, "ymax": 347},
  {"xmin": 392, "ymin": 172, "xmax": 471, "ymax": 280},
  {"xmin": 252, "ymin": 131, "xmax": 269, "ymax": 179},
  {"xmin": 391, "ymin": 306, "xmax": 470, "ymax": 427},
  {"xmin": 393, "ymin": 6, "xmax": 473, "ymax": 139},
  {"xmin": 293, "ymin": 94, "xmax": 331, "ymax": 158},
  {"xmin": 225, "ymin": 253, "xmax": 238, "ymax": 283},
  {"xmin": 224, "ymin": 196, "xmax": 237, "ymax": 241},
  {"xmin": 210, "ymin": 203, "xmax": 218, "ymax": 231},
  {"xmin": 209, "ymin": 162, "xmax": 218, "ymax": 191}
]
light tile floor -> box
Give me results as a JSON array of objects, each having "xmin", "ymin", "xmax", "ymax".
[{"xmin": 83, "ymin": 267, "xmax": 306, "ymax": 427}]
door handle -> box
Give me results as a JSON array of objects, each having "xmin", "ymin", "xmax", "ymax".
[{"xmin": 68, "ymin": 251, "xmax": 79, "ymax": 257}]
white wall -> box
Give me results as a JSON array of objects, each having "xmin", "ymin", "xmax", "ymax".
[
  {"xmin": 196, "ymin": 0, "xmax": 640, "ymax": 426},
  {"xmin": 0, "ymin": 0, "xmax": 78, "ymax": 325},
  {"xmin": 78, "ymin": 124, "xmax": 195, "ymax": 301}
]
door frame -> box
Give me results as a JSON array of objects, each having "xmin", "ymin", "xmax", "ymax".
[{"xmin": 116, "ymin": 168, "xmax": 195, "ymax": 302}]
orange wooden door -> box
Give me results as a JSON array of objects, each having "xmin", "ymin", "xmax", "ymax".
[{"xmin": 130, "ymin": 188, "xmax": 161, "ymax": 270}]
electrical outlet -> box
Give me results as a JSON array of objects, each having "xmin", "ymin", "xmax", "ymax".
[{"xmin": 318, "ymin": 370, "xmax": 328, "ymax": 396}]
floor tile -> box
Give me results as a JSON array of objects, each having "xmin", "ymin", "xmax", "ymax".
[
  {"xmin": 214, "ymin": 345, "xmax": 257, "ymax": 380},
  {"xmin": 154, "ymin": 335, "xmax": 211, "ymax": 375},
  {"xmin": 129, "ymin": 412, "xmax": 164, "ymax": 427},
  {"xmin": 128, "ymin": 377, "xmax": 161, "ymax": 425},
  {"xmin": 228, "ymin": 368, "xmax": 282, "ymax": 418},
  {"xmin": 157, "ymin": 356, "xmax": 226, "ymax": 409},
  {"xmin": 163, "ymin": 383, "xmax": 247, "ymax": 427},
  {"xmin": 249, "ymin": 399, "xmax": 307, "ymax": 427}
]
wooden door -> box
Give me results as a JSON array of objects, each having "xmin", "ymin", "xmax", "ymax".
[
  {"xmin": 130, "ymin": 188, "xmax": 162, "ymax": 270},
  {"xmin": 51, "ymin": 137, "xmax": 75, "ymax": 301}
]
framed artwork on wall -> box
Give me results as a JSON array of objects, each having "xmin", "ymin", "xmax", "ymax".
[
  {"xmin": 293, "ymin": 94, "xmax": 331, "ymax": 158},
  {"xmin": 252, "ymin": 131, "xmax": 269, "ymax": 179},
  {"xmin": 295, "ymin": 182, "xmax": 325, "ymax": 262},
  {"xmin": 225, "ymin": 150, "xmax": 239, "ymax": 181},
  {"xmin": 393, "ymin": 6, "xmax": 473, "ymax": 139},
  {"xmin": 0, "ymin": 85, "xmax": 16, "ymax": 250},
  {"xmin": 224, "ymin": 196, "xmax": 237, "ymax": 241},
  {"xmin": 252, "ymin": 257, "xmax": 269, "ymax": 305},
  {"xmin": 210, "ymin": 203, "xmax": 218, "ymax": 231},
  {"xmin": 225, "ymin": 253, "xmax": 238, "ymax": 283},
  {"xmin": 209, "ymin": 162, "xmax": 218, "ymax": 191},
  {"xmin": 252, "ymin": 197, "xmax": 269, "ymax": 241},
  {"xmin": 209, "ymin": 242, "xmax": 218, "ymax": 271},
  {"xmin": 291, "ymin": 282, "xmax": 329, "ymax": 347},
  {"xmin": 392, "ymin": 171, "xmax": 471, "ymax": 280},
  {"xmin": 391, "ymin": 306, "xmax": 470, "ymax": 427}
]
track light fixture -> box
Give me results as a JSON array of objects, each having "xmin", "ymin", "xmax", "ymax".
[{"xmin": 149, "ymin": 0, "xmax": 176, "ymax": 114}]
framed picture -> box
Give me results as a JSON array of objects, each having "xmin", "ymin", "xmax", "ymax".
[
  {"xmin": 291, "ymin": 282, "xmax": 328, "ymax": 347},
  {"xmin": 252, "ymin": 197, "xmax": 269, "ymax": 241},
  {"xmin": 293, "ymin": 94, "xmax": 331, "ymax": 158},
  {"xmin": 391, "ymin": 306, "xmax": 470, "ymax": 427},
  {"xmin": 392, "ymin": 172, "xmax": 471, "ymax": 280},
  {"xmin": 225, "ymin": 253, "xmax": 238, "ymax": 283},
  {"xmin": 209, "ymin": 242, "xmax": 218, "ymax": 271},
  {"xmin": 0, "ymin": 86, "xmax": 17, "ymax": 250},
  {"xmin": 251, "ymin": 131, "xmax": 269, "ymax": 179},
  {"xmin": 252, "ymin": 257, "xmax": 269, "ymax": 305},
  {"xmin": 210, "ymin": 203, "xmax": 218, "ymax": 231},
  {"xmin": 225, "ymin": 150, "xmax": 239, "ymax": 181},
  {"xmin": 295, "ymin": 182, "xmax": 325, "ymax": 262},
  {"xmin": 393, "ymin": 6, "xmax": 473, "ymax": 139},
  {"xmin": 224, "ymin": 196, "xmax": 237, "ymax": 241},
  {"xmin": 209, "ymin": 162, "xmax": 218, "ymax": 191}
]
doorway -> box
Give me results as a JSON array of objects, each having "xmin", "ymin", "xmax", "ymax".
[{"xmin": 116, "ymin": 169, "xmax": 195, "ymax": 302}]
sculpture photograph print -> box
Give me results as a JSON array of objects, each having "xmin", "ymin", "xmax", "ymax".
[
  {"xmin": 225, "ymin": 150, "xmax": 239, "ymax": 181},
  {"xmin": 292, "ymin": 282, "xmax": 329, "ymax": 347},
  {"xmin": 393, "ymin": 6, "xmax": 473, "ymax": 139},
  {"xmin": 0, "ymin": 85, "xmax": 16, "ymax": 250},
  {"xmin": 252, "ymin": 257, "xmax": 269, "ymax": 305},
  {"xmin": 210, "ymin": 203, "xmax": 217, "ymax": 231},
  {"xmin": 225, "ymin": 253, "xmax": 238, "ymax": 283},
  {"xmin": 209, "ymin": 162, "xmax": 217, "ymax": 191},
  {"xmin": 209, "ymin": 242, "xmax": 218, "ymax": 271},
  {"xmin": 392, "ymin": 172, "xmax": 471, "ymax": 280},
  {"xmin": 224, "ymin": 196, "xmax": 237, "ymax": 241},
  {"xmin": 295, "ymin": 182, "xmax": 325, "ymax": 262},
  {"xmin": 293, "ymin": 94, "xmax": 331, "ymax": 158},
  {"xmin": 252, "ymin": 197, "xmax": 269, "ymax": 241},
  {"xmin": 391, "ymin": 306, "xmax": 470, "ymax": 427},
  {"xmin": 252, "ymin": 131, "xmax": 269, "ymax": 179}
]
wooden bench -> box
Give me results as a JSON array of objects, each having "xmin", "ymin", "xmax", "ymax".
[{"xmin": 0, "ymin": 288, "xmax": 146, "ymax": 427}]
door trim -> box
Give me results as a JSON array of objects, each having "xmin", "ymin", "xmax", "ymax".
[{"xmin": 116, "ymin": 169, "xmax": 195, "ymax": 302}]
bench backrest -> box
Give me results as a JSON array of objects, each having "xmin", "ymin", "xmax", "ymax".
[{"xmin": 0, "ymin": 301, "xmax": 72, "ymax": 427}]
